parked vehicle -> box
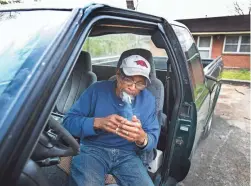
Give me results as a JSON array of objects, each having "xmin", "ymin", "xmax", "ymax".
[{"xmin": 0, "ymin": 3, "xmax": 223, "ymax": 186}]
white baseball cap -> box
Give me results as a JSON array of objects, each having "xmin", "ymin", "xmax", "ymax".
[{"xmin": 120, "ymin": 55, "xmax": 151, "ymax": 82}]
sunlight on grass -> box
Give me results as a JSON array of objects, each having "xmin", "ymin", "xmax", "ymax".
[{"xmin": 222, "ymin": 69, "xmax": 250, "ymax": 80}]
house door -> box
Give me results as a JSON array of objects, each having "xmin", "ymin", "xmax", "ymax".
[{"xmin": 197, "ymin": 36, "xmax": 213, "ymax": 59}]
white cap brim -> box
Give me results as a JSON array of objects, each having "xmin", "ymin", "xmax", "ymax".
[{"xmin": 122, "ymin": 67, "xmax": 151, "ymax": 83}]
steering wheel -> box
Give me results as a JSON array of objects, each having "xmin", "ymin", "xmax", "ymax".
[{"xmin": 32, "ymin": 116, "xmax": 80, "ymax": 161}]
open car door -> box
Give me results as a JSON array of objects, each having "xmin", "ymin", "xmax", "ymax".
[{"xmin": 148, "ymin": 21, "xmax": 199, "ymax": 184}]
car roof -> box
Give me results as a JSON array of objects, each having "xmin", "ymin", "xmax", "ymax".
[
  {"xmin": 0, "ymin": 3, "xmax": 73, "ymax": 11},
  {"xmin": 0, "ymin": 1, "xmax": 104, "ymax": 11},
  {"xmin": 0, "ymin": 2, "xmax": 188, "ymax": 31}
]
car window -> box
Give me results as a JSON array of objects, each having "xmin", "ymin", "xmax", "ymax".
[
  {"xmin": 0, "ymin": 10, "xmax": 70, "ymax": 96},
  {"xmin": 172, "ymin": 25, "xmax": 205, "ymax": 99},
  {"xmin": 83, "ymin": 34, "xmax": 168, "ymax": 70}
]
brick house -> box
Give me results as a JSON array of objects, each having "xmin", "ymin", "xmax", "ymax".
[{"xmin": 177, "ymin": 15, "xmax": 250, "ymax": 69}]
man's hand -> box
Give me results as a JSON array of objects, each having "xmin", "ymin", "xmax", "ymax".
[
  {"xmin": 94, "ymin": 114, "xmax": 126, "ymax": 134},
  {"xmin": 94, "ymin": 115, "xmax": 147, "ymax": 146},
  {"xmin": 116, "ymin": 115, "xmax": 147, "ymax": 145}
]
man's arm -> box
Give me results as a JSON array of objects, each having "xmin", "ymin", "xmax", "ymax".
[
  {"xmin": 140, "ymin": 101, "xmax": 160, "ymax": 151},
  {"xmin": 63, "ymin": 85, "xmax": 97, "ymax": 138},
  {"xmin": 116, "ymin": 97, "xmax": 160, "ymax": 151}
]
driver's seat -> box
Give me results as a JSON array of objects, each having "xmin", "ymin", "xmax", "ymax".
[
  {"xmin": 45, "ymin": 51, "xmax": 114, "ymax": 185},
  {"xmin": 54, "ymin": 51, "xmax": 97, "ymax": 115},
  {"xmin": 45, "ymin": 51, "xmax": 97, "ymax": 184}
]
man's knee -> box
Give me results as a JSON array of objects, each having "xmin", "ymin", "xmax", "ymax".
[
  {"xmin": 113, "ymin": 155, "xmax": 154, "ymax": 186},
  {"xmin": 68, "ymin": 151, "xmax": 106, "ymax": 186}
]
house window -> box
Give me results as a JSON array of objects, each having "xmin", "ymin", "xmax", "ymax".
[
  {"xmin": 223, "ymin": 35, "xmax": 250, "ymax": 53},
  {"xmin": 197, "ymin": 36, "xmax": 212, "ymax": 59}
]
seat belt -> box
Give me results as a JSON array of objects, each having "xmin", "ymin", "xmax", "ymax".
[{"xmin": 164, "ymin": 59, "xmax": 171, "ymax": 128}]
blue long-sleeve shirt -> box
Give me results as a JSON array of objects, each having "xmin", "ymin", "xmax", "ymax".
[{"xmin": 63, "ymin": 80, "xmax": 160, "ymax": 151}]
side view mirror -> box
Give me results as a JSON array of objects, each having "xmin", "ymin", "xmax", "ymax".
[{"xmin": 205, "ymin": 75, "xmax": 219, "ymax": 82}]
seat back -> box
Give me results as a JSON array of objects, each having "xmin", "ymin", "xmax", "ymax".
[
  {"xmin": 109, "ymin": 48, "xmax": 165, "ymax": 126},
  {"xmin": 55, "ymin": 51, "xmax": 97, "ymax": 178},
  {"xmin": 55, "ymin": 51, "xmax": 97, "ymax": 115}
]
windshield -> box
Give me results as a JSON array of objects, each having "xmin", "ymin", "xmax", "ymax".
[
  {"xmin": 0, "ymin": 10, "xmax": 70, "ymax": 96},
  {"xmin": 83, "ymin": 34, "xmax": 167, "ymax": 70}
]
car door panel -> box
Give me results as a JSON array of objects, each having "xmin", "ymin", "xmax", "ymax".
[
  {"xmin": 192, "ymin": 86, "xmax": 210, "ymax": 153},
  {"xmin": 167, "ymin": 24, "xmax": 212, "ymax": 182},
  {"xmin": 0, "ymin": 9, "xmax": 85, "ymax": 185}
]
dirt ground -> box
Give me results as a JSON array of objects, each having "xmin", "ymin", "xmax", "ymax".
[{"xmin": 178, "ymin": 84, "xmax": 250, "ymax": 186}]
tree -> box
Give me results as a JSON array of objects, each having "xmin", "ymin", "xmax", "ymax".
[
  {"xmin": 135, "ymin": 0, "xmax": 140, "ymax": 10},
  {"xmin": 232, "ymin": 1, "xmax": 251, "ymax": 15},
  {"xmin": 0, "ymin": 0, "xmax": 22, "ymax": 20},
  {"xmin": 0, "ymin": 0, "xmax": 8, "ymax": 5},
  {"xmin": 0, "ymin": 0, "xmax": 21, "ymax": 5},
  {"xmin": 233, "ymin": 1, "xmax": 244, "ymax": 15}
]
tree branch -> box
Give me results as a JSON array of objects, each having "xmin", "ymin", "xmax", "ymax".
[
  {"xmin": 233, "ymin": 1, "xmax": 244, "ymax": 15},
  {"xmin": 135, "ymin": 0, "xmax": 139, "ymax": 10}
]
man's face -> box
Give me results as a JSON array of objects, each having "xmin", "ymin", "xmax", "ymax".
[{"xmin": 116, "ymin": 70, "xmax": 147, "ymax": 96}]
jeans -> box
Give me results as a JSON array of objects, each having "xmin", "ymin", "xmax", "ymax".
[{"xmin": 68, "ymin": 143, "xmax": 154, "ymax": 186}]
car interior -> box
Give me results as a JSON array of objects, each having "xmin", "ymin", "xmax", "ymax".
[{"xmin": 17, "ymin": 19, "xmax": 177, "ymax": 186}]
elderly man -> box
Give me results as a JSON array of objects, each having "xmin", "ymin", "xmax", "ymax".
[{"xmin": 63, "ymin": 53, "xmax": 160, "ymax": 186}]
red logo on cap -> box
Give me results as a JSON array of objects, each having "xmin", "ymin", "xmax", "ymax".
[{"xmin": 135, "ymin": 60, "xmax": 148, "ymax": 68}]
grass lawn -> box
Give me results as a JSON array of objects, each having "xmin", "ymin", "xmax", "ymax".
[{"xmin": 222, "ymin": 69, "xmax": 250, "ymax": 81}]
